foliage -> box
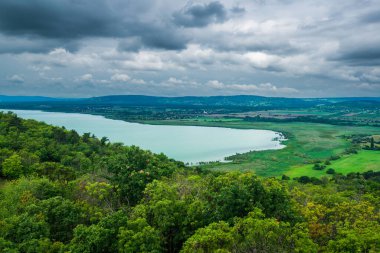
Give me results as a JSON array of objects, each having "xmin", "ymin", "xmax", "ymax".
[
  {"xmin": 2, "ymin": 154, "xmax": 24, "ymax": 179},
  {"xmin": 0, "ymin": 112, "xmax": 380, "ymax": 252}
]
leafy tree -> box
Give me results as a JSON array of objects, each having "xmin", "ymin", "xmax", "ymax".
[
  {"xmin": 2, "ymin": 153, "xmax": 24, "ymax": 179},
  {"xmin": 69, "ymin": 224, "xmax": 112, "ymax": 253},
  {"xmin": 182, "ymin": 209, "xmax": 317, "ymax": 252},
  {"xmin": 232, "ymin": 210, "xmax": 316, "ymax": 252},
  {"xmin": 3, "ymin": 213, "xmax": 50, "ymax": 245},
  {"xmin": 39, "ymin": 196, "xmax": 86, "ymax": 242},
  {"xmin": 313, "ymin": 163, "xmax": 326, "ymax": 170},
  {"xmin": 104, "ymin": 146, "xmax": 179, "ymax": 206},
  {"xmin": 0, "ymin": 237, "xmax": 17, "ymax": 253},
  {"xmin": 298, "ymin": 176, "xmax": 311, "ymax": 184},
  {"xmin": 82, "ymin": 181, "xmax": 119, "ymax": 210},
  {"xmin": 118, "ymin": 218, "xmax": 161, "ymax": 253},
  {"xmin": 35, "ymin": 162, "xmax": 76, "ymax": 181},
  {"xmin": 181, "ymin": 221, "xmax": 233, "ymax": 253},
  {"xmin": 370, "ymin": 137, "xmax": 375, "ymax": 149},
  {"xmin": 100, "ymin": 137, "xmax": 109, "ymax": 146},
  {"xmin": 18, "ymin": 238, "xmax": 64, "ymax": 253}
]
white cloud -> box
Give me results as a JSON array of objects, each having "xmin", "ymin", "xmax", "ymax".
[
  {"xmin": 7, "ymin": 74, "xmax": 24, "ymax": 83},
  {"xmin": 206, "ymin": 80, "xmax": 299, "ymax": 95},
  {"xmin": 111, "ymin": 73, "xmax": 131, "ymax": 82},
  {"xmin": 130, "ymin": 78, "xmax": 146, "ymax": 84},
  {"xmin": 167, "ymin": 77, "xmax": 185, "ymax": 84},
  {"xmin": 244, "ymin": 52, "xmax": 279, "ymax": 69},
  {"xmin": 77, "ymin": 73, "xmax": 93, "ymax": 82}
]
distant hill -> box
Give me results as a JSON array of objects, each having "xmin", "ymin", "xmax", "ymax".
[
  {"xmin": 1, "ymin": 94, "xmax": 379, "ymax": 108},
  {"xmin": 0, "ymin": 95, "xmax": 80, "ymax": 103},
  {"xmin": 306, "ymin": 97, "xmax": 380, "ymax": 103},
  {"xmin": 85, "ymin": 95, "xmax": 318, "ymax": 108},
  {"xmin": 325, "ymin": 100, "xmax": 380, "ymax": 109}
]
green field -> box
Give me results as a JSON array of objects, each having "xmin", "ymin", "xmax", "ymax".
[
  {"xmin": 287, "ymin": 150, "xmax": 380, "ymax": 178},
  {"xmin": 141, "ymin": 118, "xmax": 380, "ymax": 177}
]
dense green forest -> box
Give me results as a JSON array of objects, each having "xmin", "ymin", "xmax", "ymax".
[{"xmin": 1, "ymin": 112, "xmax": 380, "ymax": 252}]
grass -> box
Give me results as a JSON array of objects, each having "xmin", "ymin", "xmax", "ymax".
[
  {"xmin": 286, "ymin": 150, "xmax": 380, "ymax": 178},
  {"xmin": 268, "ymin": 109, "xmax": 333, "ymax": 116},
  {"xmin": 140, "ymin": 118, "xmax": 380, "ymax": 177}
]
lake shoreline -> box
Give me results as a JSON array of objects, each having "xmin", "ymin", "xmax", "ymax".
[{"xmin": 1, "ymin": 109, "xmax": 286, "ymax": 164}]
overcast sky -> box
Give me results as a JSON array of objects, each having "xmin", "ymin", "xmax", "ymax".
[{"xmin": 0, "ymin": 0, "xmax": 379, "ymax": 98}]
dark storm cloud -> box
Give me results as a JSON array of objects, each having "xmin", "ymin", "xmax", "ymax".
[
  {"xmin": 118, "ymin": 23, "xmax": 189, "ymax": 51},
  {"xmin": 231, "ymin": 6, "xmax": 246, "ymax": 14},
  {"xmin": 332, "ymin": 44, "xmax": 380, "ymax": 66},
  {"xmin": 0, "ymin": 0, "xmax": 188, "ymax": 52},
  {"xmin": 0, "ymin": 35, "xmax": 80, "ymax": 54},
  {"xmin": 0, "ymin": 0, "xmax": 122, "ymax": 38},
  {"xmin": 118, "ymin": 38, "xmax": 143, "ymax": 52},
  {"xmin": 173, "ymin": 1, "xmax": 227, "ymax": 27},
  {"xmin": 141, "ymin": 31, "xmax": 188, "ymax": 51},
  {"xmin": 360, "ymin": 9, "xmax": 380, "ymax": 23}
]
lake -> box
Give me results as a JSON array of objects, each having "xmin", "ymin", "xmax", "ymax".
[{"xmin": 1, "ymin": 109, "xmax": 285, "ymax": 164}]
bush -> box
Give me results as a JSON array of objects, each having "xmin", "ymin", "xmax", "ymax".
[
  {"xmin": 313, "ymin": 163, "xmax": 326, "ymax": 171},
  {"xmin": 326, "ymin": 168, "xmax": 336, "ymax": 175},
  {"xmin": 329, "ymin": 155, "xmax": 341, "ymax": 161},
  {"xmin": 298, "ymin": 176, "xmax": 311, "ymax": 184}
]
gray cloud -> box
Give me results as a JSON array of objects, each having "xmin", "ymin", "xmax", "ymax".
[
  {"xmin": 0, "ymin": 0, "xmax": 122, "ymax": 38},
  {"xmin": 0, "ymin": 0, "xmax": 380, "ymax": 97},
  {"xmin": 360, "ymin": 9, "xmax": 380, "ymax": 23},
  {"xmin": 331, "ymin": 42, "xmax": 380, "ymax": 67},
  {"xmin": 0, "ymin": 34, "xmax": 79, "ymax": 54},
  {"xmin": 173, "ymin": 1, "xmax": 227, "ymax": 27},
  {"xmin": 0, "ymin": 0, "xmax": 188, "ymax": 52},
  {"xmin": 117, "ymin": 25, "xmax": 189, "ymax": 52},
  {"xmin": 231, "ymin": 6, "xmax": 246, "ymax": 14},
  {"xmin": 336, "ymin": 48, "xmax": 380, "ymax": 66}
]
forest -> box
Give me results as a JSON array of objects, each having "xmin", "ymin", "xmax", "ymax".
[{"xmin": 0, "ymin": 111, "xmax": 380, "ymax": 252}]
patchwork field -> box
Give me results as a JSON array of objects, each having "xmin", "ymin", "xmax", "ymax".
[{"xmin": 287, "ymin": 150, "xmax": 380, "ymax": 178}]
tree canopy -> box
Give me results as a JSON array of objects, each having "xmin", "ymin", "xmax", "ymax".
[{"xmin": 0, "ymin": 111, "xmax": 379, "ymax": 252}]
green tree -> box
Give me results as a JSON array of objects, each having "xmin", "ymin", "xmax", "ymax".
[
  {"xmin": 3, "ymin": 213, "xmax": 50, "ymax": 244},
  {"xmin": 40, "ymin": 196, "xmax": 86, "ymax": 242},
  {"xmin": 0, "ymin": 237, "xmax": 17, "ymax": 253},
  {"xmin": 35, "ymin": 162, "xmax": 76, "ymax": 181},
  {"xmin": 181, "ymin": 221, "xmax": 234, "ymax": 253},
  {"xmin": 118, "ymin": 218, "xmax": 161, "ymax": 253},
  {"xmin": 232, "ymin": 210, "xmax": 316, "ymax": 252},
  {"xmin": 69, "ymin": 224, "xmax": 112, "ymax": 253},
  {"xmin": 2, "ymin": 153, "xmax": 24, "ymax": 179}
]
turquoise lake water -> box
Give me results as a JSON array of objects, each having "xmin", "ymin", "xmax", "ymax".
[{"xmin": 1, "ymin": 109, "xmax": 285, "ymax": 164}]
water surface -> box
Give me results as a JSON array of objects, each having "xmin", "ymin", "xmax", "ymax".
[{"xmin": 1, "ymin": 109, "xmax": 285, "ymax": 164}]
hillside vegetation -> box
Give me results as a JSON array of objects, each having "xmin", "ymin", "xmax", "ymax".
[{"xmin": 1, "ymin": 112, "xmax": 380, "ymax": 252}]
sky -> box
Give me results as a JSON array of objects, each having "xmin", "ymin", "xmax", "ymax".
[{"xmin": 0, "ymin": 0, "xmax": 379, "ymax": 98}]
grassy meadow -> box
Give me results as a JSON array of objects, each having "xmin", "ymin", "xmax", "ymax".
[
  {"xmin": 141, "ymin": 117, "xmax": 380, "ymax": 177},
  {"xmin": 287, "ymin": 150, "xmax": 380, "ymax": 178}
]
